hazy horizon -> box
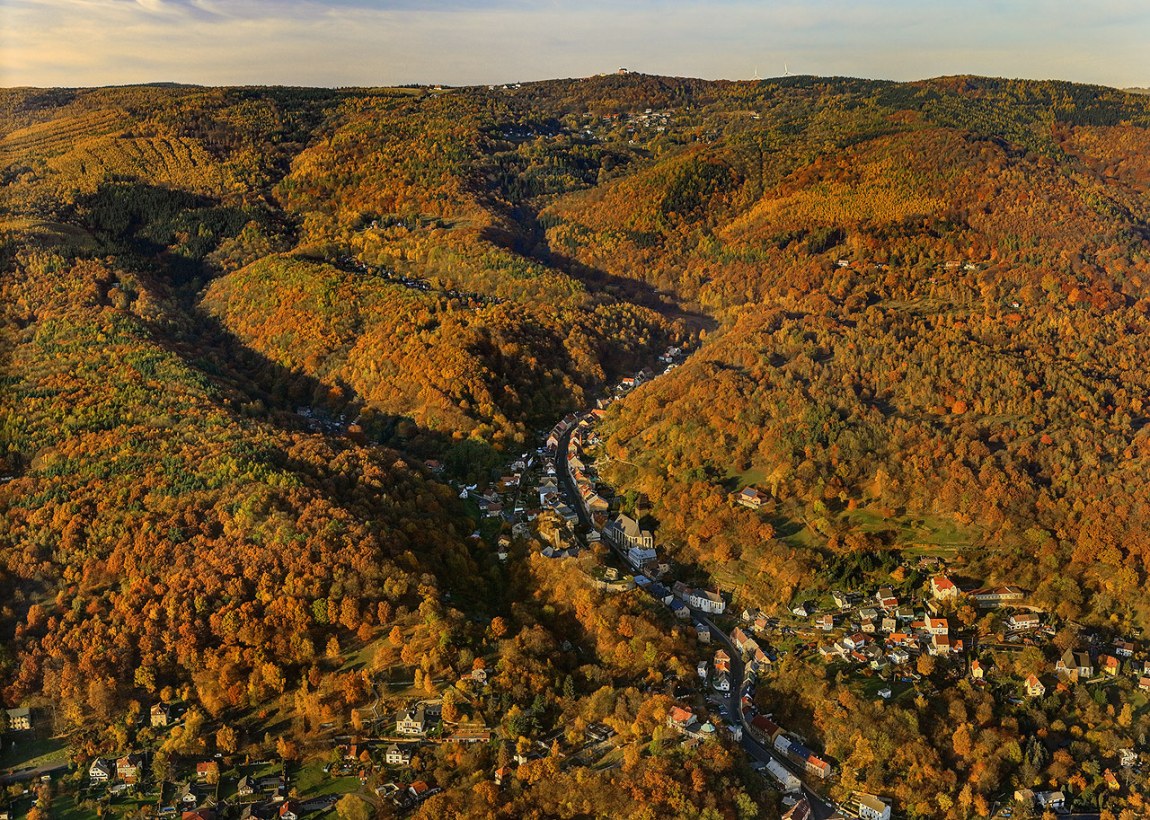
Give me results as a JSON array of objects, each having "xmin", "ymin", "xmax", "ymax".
[
  {"xmin": 1, "ymin": 69, "xmax": 1149, "ymax": 93},
  {"xmin": 1, "ymin": 1, "xmax": 1147, "ymax": 90}
]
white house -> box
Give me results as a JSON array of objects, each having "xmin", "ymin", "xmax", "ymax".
[
  {"xmin": 688, "ymin": 589, "xmax": 726, "ymax": 615},
  {"xmin": 856, "ymin": 793, "xmax": 892, "ymax": 820},
  {"xmin": 925, "ymin": 614, "xmax": 948, "ymax": 636},
  {"xmin": 385, "ymin": 744, "xmax": 412, "ymax": 766},
  {"xmin": 396, "ymin": 704, "xmax": 427, "ymax": 735},
  {"xmin": 89, "ymin": 758, "xmax": 114, "ymax": 783},
  {"xmin": 626, "ymin": 545, "xmax": 658, "ymax": 568}
]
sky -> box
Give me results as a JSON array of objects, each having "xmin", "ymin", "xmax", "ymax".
[{"xmin": 1, "ymin": 0, "xmax": 1147, "ymax": 89}]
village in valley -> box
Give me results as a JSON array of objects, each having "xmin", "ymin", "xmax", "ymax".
[
  {"xmin": 3, "ymin": 343, "xmax": 1149, "ymax": 820},
  {"xmin": 499, "ymin": 348, "xmax": 1150, "ymax": 819}
]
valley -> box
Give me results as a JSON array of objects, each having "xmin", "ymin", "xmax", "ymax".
[{"xmin": 2, "ymin": 74, "xmax": 1150, "ymax": 818}]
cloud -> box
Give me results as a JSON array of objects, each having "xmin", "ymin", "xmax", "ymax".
[{"xmin": 0, "ymin": 0, "xmax": 1146, "ymax": 88}]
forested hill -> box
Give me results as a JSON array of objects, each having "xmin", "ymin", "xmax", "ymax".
[
  {"xmin": 3, "ymin": 74, "xmax": 1150, "ymax": 817},
  {"xmin": 544, "ymin": 76, "xmax": 1150, "ymax": 630}
]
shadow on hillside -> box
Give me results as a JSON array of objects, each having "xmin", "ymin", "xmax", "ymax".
[
  {"xmin": 475, "ymin": 219, "xmax": 718, "ymax": 335},
  {"xmin": 112, "ymin": 248, "xmax": 513, "ymax": 612}
]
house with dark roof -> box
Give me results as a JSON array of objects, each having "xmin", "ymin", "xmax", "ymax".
[
  {"xmin": 605, "ymin": 513, "xmax": 653, "ymax": 551},
  {"xmin": 4, "ymin": 708, "xmax": 30, "ymax": 731},
  {"xmin": 735, "ymin": 487, "xmax": 769, "ymax": 509},
  {"xmin": 385, "ymin": 744, "xmax": 412, "ymax": 766},
  {"xmin": 1056, "ymin": 649, "xmax": 1094, "ymax": 682},
  {"xmin": 396, "ymin": 703, "xmax": 428, "ymax": 735},
  {"xmin": 89, "ymin": 758, "xmax": 114, "ymax": 783}
]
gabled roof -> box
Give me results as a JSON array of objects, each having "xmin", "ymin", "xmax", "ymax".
[
  {"xmin": 806, "ymin": 756, "xmax": 830, "ymax": 773},
  {"xmin": 612, "ymin": 513, "xmax": 642, "ymax": 538},
  {"xmin": 750, "ymin": 715, "xmax": 780, "ymax": 736},
  {"xmin": 1060, "ymin": 649, "xmax": 1093, "ymax": 668},
  {"xmin": 857, "ymin": 793, "xmax": 887, "ymax": 812}
]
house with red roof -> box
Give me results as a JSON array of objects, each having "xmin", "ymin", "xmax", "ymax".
[{"xmin": 930, "ymin": 575, "xmax": 958, "ymax": 601}]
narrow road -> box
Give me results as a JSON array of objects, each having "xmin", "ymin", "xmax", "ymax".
[
  {"xmin": 554, "ymin": 423, "xmax": 591, "ymax": 535},
  {"xmin": 696, "ymin": 618, "xmax": 836, "ymax": 814},
  {"xmin": 542, "ymin": 358, "xmax": 842, "ymax": 816},
  {"xmin": 0, "ymin": 761, "xmax": 69, "ymax": 785}
]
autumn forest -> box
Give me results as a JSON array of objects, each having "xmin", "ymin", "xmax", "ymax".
[{"xmin": 2, "ymin": 74, "xmax": 1150, "ymax": 819}]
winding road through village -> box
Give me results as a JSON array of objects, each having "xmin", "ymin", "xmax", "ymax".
[{"xmin": 543, "ymin": 359, "xmax": 843, "ymax": 819}]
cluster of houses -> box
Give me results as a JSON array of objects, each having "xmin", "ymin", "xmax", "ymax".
[
  {"xmin": 665, "ymin": 704, "xmax": 741, "ymax": 746},
  {"xmin": 87, "ymin": 753, "xmax": 147, "ymax": 787},
  {"xmin": 606, "ymin": 348, "xmax": 683, "ymax": 399},
  {"xmin": 799, "ymin": 571, "xmax": 1150, "ymax": 707},
  {"xmin": 78, "ymin": 702, "xmax": 483, "ymax": 819},
  {"xmin": 564, "ymin": 411, "xmax": 612, "ymax": 526},
  {"xmin": 781, "ymin": 791, "xmax": 892, "ymax": 820},
  {"xmin": 523, "ymin": 349, "xmax": 875, "ymax": 808},
  {"xmin": 698, "ymin": 645, "xmax": 758, "ymax": 705},
  {"xmin": 813, "ymin": 581, "xmax": 964, "ymax": 671},
  {"xmin": 80, "ymin": 704, "xmax": 189, "ymax": 792},
  {"xmin": 529, "ymin": 346, "xmax": 688, "ymax": 567},
  {"xmin": 796, "ymin": 574, "xmax": 1053, "ymax": 678},
  {"xmin": 87, "ymin": 754, "xmax": 293, "ymax": 819},
  {"xmin": 336, "ymin": 734, "xmax": 453, "ymax": 813},
  {"xmin": 550, "ymin": 104, "xmax": 677, "ymax": 143},
  {"xmin": 745, "ymin": 715, "xmax": 832, "ymax": 781},
  {"xmin": 934, "ymin": 574, "xmax": 1150, "ymax": 695},
  {"xmin": 533, "ymin": 412, "xmax": 604, "ymax": 557},
  {"xmin": 1018, "ymin": 640, "xmax": 1150, "ymax": 699},
  {"xmin": 467, "ymin": 471, "xmax": 525, "ymax": 523},
  {"xmin": 1056, "ymin": 640, "xmax": 1150, "ymax": 687}
]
